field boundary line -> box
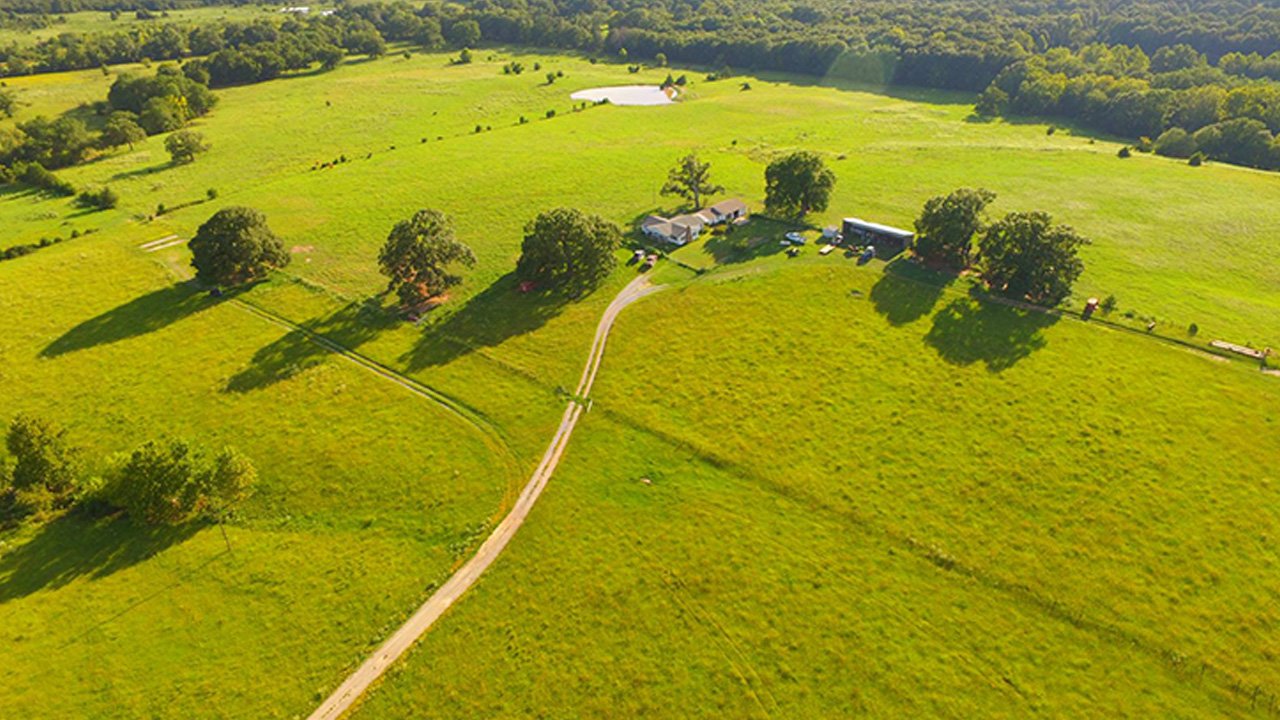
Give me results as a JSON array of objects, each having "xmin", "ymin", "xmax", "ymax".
[
  {"xmin": 306, "ymin": 275, "xmax": 665, "ymax": 720},
  {"xmin": 225, "ymin": 295, "xmax": 528, "ymax": 511},
  {"xmin": 228, "ymin": 297, "xmax": 502, "ymax": 440},
  {"xmin": 878, "ymin": 261, "xmax": 1274, "ymax": 372}
]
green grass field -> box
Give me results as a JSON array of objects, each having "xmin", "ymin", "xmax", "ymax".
[
  {"xmin": 0, "ymin": 6, "xmax": 272, "ymax": 49},
  {"xmin": 358, "ymin": 260, "xmax": 1279, "ymax": 718},
  {"xmin": 0, "ymin": 203, "xmax": 535, "ymax": 716},
  {"xmin": 1, "ymin": 48, "xmax": 1277, "ymax": 718}
]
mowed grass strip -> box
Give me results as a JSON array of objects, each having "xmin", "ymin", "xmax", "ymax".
[{"xmin": 0, "ymin": 225, "xmax": 518, "ymax": 717}]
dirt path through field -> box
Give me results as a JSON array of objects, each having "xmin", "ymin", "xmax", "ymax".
[{"xmin": 307, "ymin": 274, "xmax": 664, "ymax": 720}]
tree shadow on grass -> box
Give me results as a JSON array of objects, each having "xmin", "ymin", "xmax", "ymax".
[
  {"xmin": 402, "ymin": 272, "xmax": 569, "ymax": 371},
  {"xmin": 224, "ymin": 298, "xmax": 398, "ymax": 393},
  {"xmin": 0, "ymin": 513, "xmax": 198, "ymax": 603},
  {"xmin": 924, "ymin": 293, "xmax": 1059, "ymax": 372},
  {"xmin": 699, "ymin": 216, "xmax": 802, "ymax": 265},
  {"xmin": 108, "ymin": 162, "xmax": 170, "ymax": 183},
  {"xmin": 41, "ymin": 282, "xmax": 220, "ymax": 358},
  {"xmin": 869, "ymin": 259, "xmax": 954, "ymax": 326},
  {"xmin": 0, "ymin": 184, "xmax": 40, "ymax": 203}
]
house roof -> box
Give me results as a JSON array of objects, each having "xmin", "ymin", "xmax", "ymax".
[
  {"xmin": 710, "ymin": 198, "xmax": 748, "ymax": 215},
  {"xmin": 645, "ymin": 220, "xmax": 676, "ymax": 236},
  {"xmin": 671, "ymin": 213, "xmax": 706, "ymax": 229}
]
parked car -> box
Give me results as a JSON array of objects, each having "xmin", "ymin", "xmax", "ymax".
[
  {"xmin": 859, "ymin": 246, "xmax": 876, "ymax": 263},
  {"xmin": 785, "ymin": 231, "xmax": 806, "ymax": 245}
]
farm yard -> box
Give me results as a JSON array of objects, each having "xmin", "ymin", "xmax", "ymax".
[{"xmin": 0, "ymin": 37, "xmax": 1278, "ymax": 720}]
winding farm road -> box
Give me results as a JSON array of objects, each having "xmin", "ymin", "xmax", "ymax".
[{"xmin": 308, "ymin": 274, "xmax": 665, "ymax": 720}]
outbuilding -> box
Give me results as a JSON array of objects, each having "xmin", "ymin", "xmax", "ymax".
[{"xmin": 842, "ymin": 218, "xmax": 913, "ymax": 257}]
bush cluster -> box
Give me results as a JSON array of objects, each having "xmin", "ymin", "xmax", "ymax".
[{"xmin": 0, "ymin": 413, "xmax": 256, "ymax": 529}]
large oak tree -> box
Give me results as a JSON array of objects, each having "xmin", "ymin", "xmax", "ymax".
[
  {"xmin": 516, "ymin": 208, "xmax": 621, "ymax": 297},
  {"xmin": 189, "ymin": 206, "xmax": 290, "ymax": 286},
  {"xmin": 978, "ymin": 211, "xmax": 1089, "ymax": 306},
  {"xmin": 914, "ymin": 187, "xmax": 996, "ymax": 269},
  {"xmin": 660, "ymin": 153, "xmax": 723, "ymax": 209},
  {"xmin": 378, "ymin": 209, "xmax": 476, "ymax": 307},
  {"xmin": 764, "ymin": 151, "xmax": 836, "ymax": 217}
]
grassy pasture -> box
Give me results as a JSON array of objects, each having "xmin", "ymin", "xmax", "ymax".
[
  {"xmin": 0, "ymin": 47, "xmax": 1278, "ymax": 718},
  {"xmin": 5, "ymin": 49, "xmax": 1273, "ymax": 346},
  {"xmin": 0, "ymin": 6, "xmax": 270, "ymax": 48},
  {"xmin": 357, "ymin": 260, "xmax": 1279, "ymax": 719},
  {"xmin": 0, "ymin": 220, "xmax": 529, "ymax": 717}
]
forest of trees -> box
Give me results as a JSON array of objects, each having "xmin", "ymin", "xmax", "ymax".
[
  {"xmin": 2, "ymin": 0, "xmax": 1279, "ymax": 171},
  {"xmin": 976, "ymin": 44, "xmax": 1280, "ymax": 169}
]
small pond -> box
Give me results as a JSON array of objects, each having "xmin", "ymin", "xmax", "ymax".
[{"xmin": 569, "ymin": 85, "xmax": 677, "ymax": 106}]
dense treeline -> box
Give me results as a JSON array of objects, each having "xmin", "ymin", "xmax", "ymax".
[
  {"xmin": 3, "ymin": 0, "xmax": 1280, "ymax": 171},
  {"xmin": 2, "ymin": 0, "xmax": 238, "ymax": 15},
  {"xmin": 978, "ymin": 43, "xmax": 1280, "ymax": 169},
  {"xmin": 0, "ymin": 63, "xmax": 214, "ymax": 180},
  {"xmin": 0, "ymin": 11, "xmax": 390, "ymax": 78}
]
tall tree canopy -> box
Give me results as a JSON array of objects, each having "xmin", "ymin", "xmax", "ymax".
[
  {"xmin": 164, "ymin": 129, "xmax": 209, "ymax": 164},
  {"xmin": 660, "ymin": 153, "xmax": 723, "ymax": 209},
  {"xmin": 4, "ymin": 414, "xmax": 82, "ymax": 515},
  {"xmin": 189, "ymin": 206, "xmax": 290, "ymax": 287},
  {"xmin": 105, "ymin": 439, "xmax": 256, "ymax": 526},
  {"xmin": 378, "ymin": 209, "xmax": 477, "ymax": 307},
  {"xmin": 100, "ymin": 112, "xmax": 147, "ymax": 150},
  {"xmin": 913, "ymin": 187, "xmax": 997, "ymax": 269},
  {"xmin": 516, "ymin": 208, "xmax": 621, "ymax": 297},
  {"xmin": 764, "ymin": 151, "xmax": 836, "ymax": 217},
  {"xmin": 978, "ymin": 211, "xmax": 1089, "ymax": 306}
]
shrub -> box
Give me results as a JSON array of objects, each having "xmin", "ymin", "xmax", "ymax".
[
  {"xmin": 1154, "ymin": 127, "xmax": 1197, "ymax": 158},
  {"xmin": 1100, "ymin": 294, "xmax": 1117, "ymax": 314},
  {"xmin": 165, "ymin": 129, "xmax": 209, "ymax": 163},
  {"xmin": 1117, "ymin": 146, "xmax": 1132, "ymax": 158},
  {"xmin": 76, "ymin": 186, "xmax": 119, "ymax": 210},
  {"xmin": 1189, "ymin": 152, "xmax": 1205, "ymax": 166},
  {"xmin": 104, "ymin": 439, "xmax": 256, "ymax": 526},
  {"xmin": 18, "ymin": 162, "xmax": 76, "ymax": 196},
  {"xmin": 4, "ymin": 414, "xmax": 83, "ymax": 518}
]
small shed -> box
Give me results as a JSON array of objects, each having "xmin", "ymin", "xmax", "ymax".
[{"xmin": 842, "ymin": 218, "xmax": 913, "ymax": 257}]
